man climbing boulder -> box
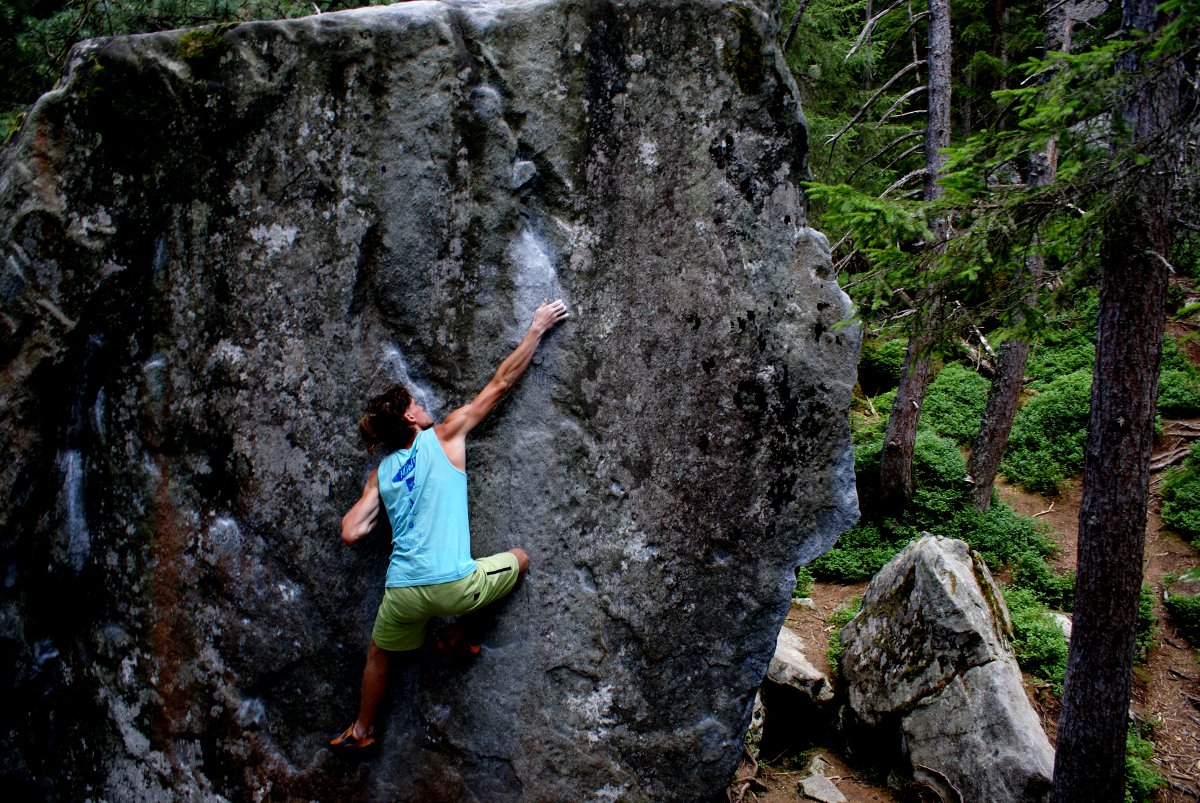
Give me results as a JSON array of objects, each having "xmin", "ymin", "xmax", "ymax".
[{"xmin": 330, "ymin": 299, "xmax": 569, "ymax": 750}]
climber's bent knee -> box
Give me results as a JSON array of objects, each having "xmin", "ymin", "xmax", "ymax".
[{"xmin": 508, "ymin": 547, "xmax": 529, "ymax": 576}]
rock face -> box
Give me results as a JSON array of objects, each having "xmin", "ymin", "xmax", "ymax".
[
  {"xmin": 0, "ymin": 1, "xmax": 858, "ymax": 800},
  {"xmin": 840, "ymin": 535, "xmax": 1054, "ymax": 802}
]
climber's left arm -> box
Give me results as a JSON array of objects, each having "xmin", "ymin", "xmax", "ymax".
[{"xmin": 340, "ymin": 472, "xmax": 381, "ymax": 545}]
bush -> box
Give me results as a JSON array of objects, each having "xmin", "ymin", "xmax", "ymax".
[
  {"xmin": 1002, "ymin": 368, "xmax": 1093, "ymax": 494},
  {"xmin": 1125, "ymin": 726, "xmax": 1166, "ymax": 803},
  {"xmin": 1157, "ymin": 335, "xmax": 1200, "ymax": 416},
  {"xmin": 1157, "ymin": 369, "xmax": 1200, "ymax": 416},
  {"xmin": 1026, "ymin": 341, "xmax": 1095, "ymax": 387},
  {"xmin": 951, "ymin": 503, "xmax": 1055, "ymax": 572},
  {"xmin": 1011, "ymin": 551, "xmax": 1075, "ymax": 611},
  {"xmin": 1164, "ymin": 591, "xmax": 1200, "ymax": 645},
  {"xmin": 827, "ymin": 595, "xmax": 862, "ymax": 673},
  {"xmin": 793, "ymin": 566, "xmax": 815, "ymax": 599},
  {"xmin": 1135, "ymin": 585, "xmax": 1159, "ymax": 664},
  {"xmin": 1004, "ymin": 586, "xmax": 1069, "ymax": 692},
  {"xmin": 810, "ymin": 523, "xmax": 906, "ymax": 582},
  {"xmin": 921, "ymin": 363, "xmax": 990, "ymax": 445},
  {"xmin": 859, "ymin": 338, "xmax": 909, "ymax": 395},
  {"xmin": 855, "ymin": 428, "xmax": 971, "ymax": 522},
  {"xmin": 1160, "ymin": 445, "xmax": 1200, "ymax": 542}
]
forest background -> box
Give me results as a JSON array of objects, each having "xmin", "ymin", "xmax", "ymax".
[{"xmin": 3, "ymin": 0, "xmax": 1200, "ymax": 801}]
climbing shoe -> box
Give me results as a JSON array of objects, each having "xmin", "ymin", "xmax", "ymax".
[{"xmin": 329, "ymin": 724, "xmax": 376, "ymax": 751}]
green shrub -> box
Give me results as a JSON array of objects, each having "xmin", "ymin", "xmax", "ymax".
[
  {"xmin": 951, "ymin": 503, "xmax": 1056, "ymax": 572},
  {"xmin": 1011, "ymin": 551, "xmax": 1075, "ymax": 611},
  {"xmin": 810, "ymin": 523, "xmax": 906, "ymax": 581},
  {"xmin": 827, "ymin": 595, "xmax": 862, "ymax": 673},
  {"xmin": 793, "ymin": 566, "xmax": 815, "ymax": 599},
  {"xmin": 1148, "ymin": 336, "xmax": 1200, "ymax": 416},
  {"xmin": 1158, "ymin": 335, "xmax": 1200, "ymax": 416},
  {"xmin": 1135, "ymin": 585, "xmax": 1159, "ymax": 664},
  {"xmin": 1125, "ymin": 726, "xmax": 1166, "ymax": 803},
  {"xmin": 1004, "ymin": 586, "xmax": 1069, "ymax": 692},
  {"xmin": 1161, "ymin": 445, "xmax": 1200, "ymax": 542},
  {"xmin": 921, "ymin": 363, "xmax": 990, "ymax": 445},
  {"xmin": 1157, "ymin": 368, "xmax": 1200, "ymax": 416},
  {"xmin": 1002, "ymin": 368, "xmax": 1093, "ymax": 494},
  {"xmin": 1025, "ymin": 342, "xmax": 1095, "ymax": 387},
  {"xmin": 859, "ymin": 338, "xmax": 909, "ymax": 395},
  {"xmin": 854, "ymin": 428, "xmax": 970, "ymax": 521},
  {"xmin": 1164, "ymin": 591, "xmax": 1200, "ymax": 644}
]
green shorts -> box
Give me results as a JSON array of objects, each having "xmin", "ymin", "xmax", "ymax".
[{"xmin": 370, "ymin": 551, "xmax": 522, "ymax": 652}]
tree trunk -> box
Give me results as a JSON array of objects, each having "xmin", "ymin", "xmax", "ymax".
[
  {"xmin": 879, "ymin": 0, "xmax": 950, "ymax": 509},
  {"xmin": 1051, "ymin": 0, "xmax": 1180, "ymax": 799},
  {"xmin": 966, "ymin": 0, "xmax": 1072, "ymax": 511},
  {"xmin": 880, "ymin": 341, "xmax": 931, "ymax": 508},
  {"xmin": 967, "ymin": 339, "xmax": 1028, "ymax": 509}
]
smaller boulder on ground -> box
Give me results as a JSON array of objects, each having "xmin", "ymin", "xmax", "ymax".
[{"xmin": 839, "ymin": 534, "xmax": 1054, "ymax": 802}]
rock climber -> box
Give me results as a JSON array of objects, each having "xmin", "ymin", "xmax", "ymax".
[{"xmin": 329, "ymin": 298, "xmax": 569, "ymax": 751}]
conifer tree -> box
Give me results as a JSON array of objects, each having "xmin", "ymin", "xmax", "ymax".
[{"xmin": 1053, "ymin": 0, "xmax": 1186, "ymax": 796}]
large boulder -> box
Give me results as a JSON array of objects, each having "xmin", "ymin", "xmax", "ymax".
[
  {"xmin": 840, "ymin": 535, "xmax": 1054, "ymax": 802},
  {"xmin": 0, "ymin": 1, "xmax": 859, "ymax": 800}
]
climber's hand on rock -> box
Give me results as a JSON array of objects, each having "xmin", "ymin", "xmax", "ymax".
[{"xmin": 532, "ymin": 299, "xmax": 569, "ymax": 336}]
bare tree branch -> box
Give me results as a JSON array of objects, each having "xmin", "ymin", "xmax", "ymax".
[
  {"xmin": 880, "ymin": 167, "xmax": 926, "ymax": 197},
  {"xmin": 849, "ymin": 130, "xmax": 925, "ymax": 181},
  {"xmin": 877, "ymin": 85, "xmax": 928, "ymax": 126},
  {"xmin": 782, "ymin": 0, "xmax": 812, "ymax": 52},
  {"xmin": 825, "ymin": 59, "xmax": 927, "ymax": 151},
  {"xmin": 881, "ymin": 142, "xmax": 925, "ymax": 173},
  {"xmin": 846, "ymin": 0, "xmax": 906, "ymax": 62}
]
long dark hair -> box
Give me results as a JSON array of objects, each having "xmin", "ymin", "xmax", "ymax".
[{"xmin": 357, "ymin": 384, "xmax": 416, "ymax": 453}]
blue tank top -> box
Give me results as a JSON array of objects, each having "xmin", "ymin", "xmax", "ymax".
[{"xmin": 377, "ymin": 427, "xmax": 476, "ymax": 587}]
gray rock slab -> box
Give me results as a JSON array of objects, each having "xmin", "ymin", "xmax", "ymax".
[
  {"xmin": 0, "ymin": 1, "xmax": 858, "ymax": 800},
  {"xmin": 768, "ymin": 626, "xmax": 833, "ymax": 703},
  {"xmin": 841, "ymin": 535, "xmax": 1054, "ymax": 803},
  {"xmin": 904, "ymin": 660, "xmax": 1054, "ymax": 802},
  {"xmin": 800, "ymin": 772, "xmax": 847, "ymax": 803}
]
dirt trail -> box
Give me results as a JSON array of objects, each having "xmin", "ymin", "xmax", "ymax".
[{"xmin": 739, "ymin": 458, "xmax": 1200, "ymax": 802}]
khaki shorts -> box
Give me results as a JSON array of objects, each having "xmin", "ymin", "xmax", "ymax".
[{"xmin": 371, "ymin": 551, "xmax": 521, "ymax": 651}]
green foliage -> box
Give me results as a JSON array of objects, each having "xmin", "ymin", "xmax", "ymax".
[
  {"xmin": 1161, "ymin": 444, "xmax": 1200, "ymax": 542},
  {"xmin": 920, "ymin": 362, "xmax": 990, "ymax": 445},
  {"xmin": 793, "ymin": 566, "xmax": 815, "ymax": 599},
  {"xmin": 1025, "ymin": 343, "xmax": 1094, "ymax": 387},
  {"xmin": 858, "ymin": 337, "xmax": 908, "ymax": 394},
  {"xmin": 1011, "ymin": 552, "xmax": 1075, "ymax": 611},
  {"xmin": 1125, "ymin": 726, "xmax": 1166, "ymax": 803},
  {"xmin": 826, "ymin": 595, "xmax": 862, "ymax": 673},
  {"xmin": 946, "ymin": 500, "xmax": 1056, "ymax": 571},
  {"xmin": 1157, "ymin": 337, "xmax": 1200, "ymax": 416},
  {"xmin": 1135, "ymin": 585, "xmax": 1158, "ymax": 665},
  {"xmin": 1002, "ymin": 368, "xmax": 1093, "ymax": 494},
  {"xmin": 819, "ymin": 419, "xmax": 1054, "ymax": 582},
  {"xmin": 1004, "ymin": 585, "xmax": 1068, "ymax": 692},
  {"xmin": 809, "ymin": 523, "xmax": 903, "ymax": 582},
  {"xmin": 1164, "ymin": 590, "xmax": 1200, "ymax": 645}
]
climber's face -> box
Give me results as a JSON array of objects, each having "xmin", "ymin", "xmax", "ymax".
[{"xmin": 404, "ymin": 399, "xmax": 435, "ymax": 430}]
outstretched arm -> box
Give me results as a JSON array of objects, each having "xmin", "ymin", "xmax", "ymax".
[
  {"xmin": 341, "ymin": 472, "xmax": 381, "ymax": 545},
  {"xmin": 436, "ymin": 299, "xmax": 569, "ymax": 462}
]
